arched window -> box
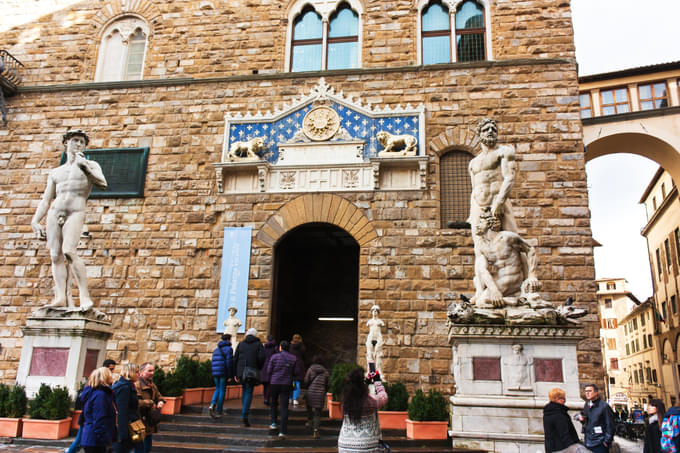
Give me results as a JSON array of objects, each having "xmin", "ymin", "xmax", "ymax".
[
  {"xmin": 421, "ymin": 1, "xmax": 451, "ymax": 65},
  {"xmin": 440, "ymin": 150, "xmax": 473, "ymax": 228},
  {"xmin": 291, "ymin": 7, "xmax": 323, "ymax": 72},
  {"xmin": 288, "ymin": 1, "xmax": 361, "ymax": 72},
  {"xmin": 327, "ymin": 4, "xmax": 359, "ymax": 70},
  {"xmin": 95, "ymin": 16, "xmax": 149, "ymax": 82},
  {"xmin": 455, "ymin": 1, "xmax": 485, "ymax": 62}
]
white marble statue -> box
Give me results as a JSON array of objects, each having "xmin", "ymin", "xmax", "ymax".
[
  {"xmin": 365, "ymin": 304, "xmax": 385, "ymax": 373},
  {"xmin": 376, "ymin": 131, "xmax": 417, "ymax": 157},
  {"xmin": 223, "ymin": 305, "xmax": 242, "ymax": 346},
  {"xmin": 227, "ymin": 137, "xmax": 265, "ymax": 161},
  {"xmin": 31, "ymin": 130, "xmax": 107, "ymax": 310},
  {"xmin": 502, "ymin": 344, "xmax": 533, "ymax": 391}
]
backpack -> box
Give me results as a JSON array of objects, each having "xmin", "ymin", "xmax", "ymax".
[{"xmin": 661, "ymin": 414, "xmax": 680, "ymax": 452}]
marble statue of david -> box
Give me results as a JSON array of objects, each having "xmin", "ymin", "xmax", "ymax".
[{"xmin": 31, "ymin": 130, "xmax": 107, "ymax": 310}]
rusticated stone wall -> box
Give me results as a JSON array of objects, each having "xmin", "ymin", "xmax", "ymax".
[{"xmin": 0, "ymin": 0, "xmax": 602, "ymax": 394}]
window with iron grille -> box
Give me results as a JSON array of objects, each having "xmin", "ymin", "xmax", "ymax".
[
  {"xmin": 440, "ymin": 150, "xmax": 473, "ymax": 228},
  {"xmin": 455, "ymin": 1, "xmax": 485, "ymax": 62}
]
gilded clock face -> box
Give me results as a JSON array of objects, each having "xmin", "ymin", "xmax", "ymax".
[{"xmin": 302, "ymin": 106, "xmax": 341, "ymax": 141}]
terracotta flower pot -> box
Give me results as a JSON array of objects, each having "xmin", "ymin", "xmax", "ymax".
[
  {"xmin": 70, "ymin": 410, "xmax": 82, "ymax": 430},
  {"xmin": 203, "ymin": 387, "xmax": 216, "ymax": 403},
  {"xmin": 0, "ymin": 417, "xmax": 22, "ymax": 437},
  {"xmin": 253, "ymin": 385, "xmax": 263, "ymax": 396},
  {"xmin": 227, "ymin": 385, "xmax": 241, "ymax": 400},
  {"xmin": 160, "ymin": 396, "xmax": 182, "ymax": 415},
  {"xmin": 378, "ymin": 411, "xmax": 408, "ymax": 430},
  {"xmin": 327, "ymin": 392, "xmax": 332, "ymax": 409},
  {"xmin": 182, "ymin": 388, "xmax": 203, "ymax": 405},
  {"xmin": 22, "ymin": 417, "xmax": 72, "ymax": 440},
  {"xmin": 328, "ymin": 400, "xmax": 343, "ymax": 420},
  {"xmin": 405, "ymin": 419, "xmax": 448, "ymax": 439}
]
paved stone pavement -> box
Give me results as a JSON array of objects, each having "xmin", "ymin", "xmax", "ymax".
[{"xmin": 614, "ymin": 436, "xmax": 644, "ymax": 453}]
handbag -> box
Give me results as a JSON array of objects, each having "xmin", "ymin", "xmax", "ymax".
[
  {"xmin": 242, "ymin": 366, "xmax": 261, "ymax": 385},
  {"xmin": 128, "ymin": 419, "xmax": 146, "ymax": 443}
]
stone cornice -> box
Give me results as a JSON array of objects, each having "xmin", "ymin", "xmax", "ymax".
[
  {"xmin": 448, "ymin": 324, "xmax": 585, "ymax": 340},
  {"xmin": 18, "ymin": 58, "xmax": 575, "ymax": 94}
]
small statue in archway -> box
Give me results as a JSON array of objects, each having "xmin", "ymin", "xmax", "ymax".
[{"xmin": 365, "ymin": 304, "xmax": 385, "ymax": 373}]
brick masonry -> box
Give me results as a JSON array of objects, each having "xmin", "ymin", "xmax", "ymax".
[{"xmin": 0, "ymin": 0, "xmax": 602, "ymax": 394}]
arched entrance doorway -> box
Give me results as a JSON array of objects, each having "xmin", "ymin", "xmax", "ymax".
[{"xmin": 271, "ymin": 222, "xmax": 359, "ymax": 364}]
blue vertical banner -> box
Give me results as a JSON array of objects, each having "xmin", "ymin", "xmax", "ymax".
[{"xmin": 217, "ymin": 227, "xmax": 252, "ymax": 333}]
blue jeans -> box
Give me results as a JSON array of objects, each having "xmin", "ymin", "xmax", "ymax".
[
  {"xmin": 211, "ymin": 376, "xmax": 227, "ymax": 412},
  {"xmin": 66, "ymin": 427, "xmax": 82, "ymax": 453},
  {"xmin": 292, "ymin": 380, "xmax": 301, "ymax": 402},
  {"xmin": 133, "ymin": 434, "xmax": 152, "ymax": 453},
  {"xmin": 241, "ymin": 383, "xmax": 254, "ymax": 420}
]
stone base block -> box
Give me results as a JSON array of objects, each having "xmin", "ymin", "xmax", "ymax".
[
  {"xmin": 17, "ymin": 313, "xmax": 112, "ymax": 397},
  {"xmin": 449, "ymin": 325, "xmax": 585, "ymax": 453}
]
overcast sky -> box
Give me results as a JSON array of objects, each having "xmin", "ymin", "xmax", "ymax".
[{"xmin": 571, "ymin": 0, "xmax": 680, "ymax": 299}]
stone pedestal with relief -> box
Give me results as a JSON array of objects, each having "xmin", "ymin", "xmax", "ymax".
[
  {"xmin": 17, "ymin": 309, "xmax": 112, "ymax": 398},
  {"xmin": 448, "ymin": 324, "xmax": 585, "ymax": 453}
]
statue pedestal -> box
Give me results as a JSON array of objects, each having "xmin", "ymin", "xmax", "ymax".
[
  {"xmin": 17, "ymin": 312, "xmax": 112, "ymax": 398},
  {"xmin": 449, "ymin": 325, "xmax": 585, "ymax": 453}
]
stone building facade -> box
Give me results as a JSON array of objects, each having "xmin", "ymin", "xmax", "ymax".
[{"xmin": 0, "ymin": 0, "xmax": 601, "ymax": 392}]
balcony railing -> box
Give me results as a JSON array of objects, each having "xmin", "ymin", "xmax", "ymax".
[{"xmin": 0, "ymin": 50, "xmax": 24, "ymax": 126}]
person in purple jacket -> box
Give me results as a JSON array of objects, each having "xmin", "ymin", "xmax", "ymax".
[
  {"xmin": 80, "ymin": 367, "xmax": 117, "ymax": 453},
  {"xmin": 209, "ymin": 333, "xmax": 234, "ymax": 418},
  {"xmin": 264, "ymin": 340, "xmax": 303, "ymax": 439},
  {"xmin": 261, "ymin": 335, "xmax": 277, "ymax": 406}
]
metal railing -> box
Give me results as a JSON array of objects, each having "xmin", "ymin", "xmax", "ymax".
[{"xmin": 0, "ymin": 50, "xmax": 24, "ymax": 126}]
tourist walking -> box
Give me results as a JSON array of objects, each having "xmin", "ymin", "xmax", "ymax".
[
  {"xmin": 113, "ymin": 364, "xmax": 142, "ymax": 453},
  {"xmin": 80, "ymin": 367, "xmax": 117, "ymax": 453},
  {"xmin": 337, "ymin": 366, "xmax": 387, "ymax": 453},
  {"xmin": 262, "ymin": 335, "xmax": 277, "ymax": 405},
  {"xmin": 209, "ymin": 333, "xmax": 234, "ymax": 418},
  {"xmin": 234, "ymin": 327, "xmax": 265, "ymax": 427},
  {"xmin": 264, "ymin": 340, "xmax": 303, "ymax": 439},
  {"xmin": 304, "ymin": 355, "xmax": 329, "ymax": 439},
  {"xmin": 578, "ymin": 384, "xmax": 614, "ymax": 453},
  {"xmin": 290, "ymin": 333, "xmax": 306, "ymax": 405},
  {"xmin": 645, "ymin": 399, "xmax": 665, "ymax": 453},
  {"xmin": 135, "ymin": 362, "xmax": 165, "ymax": 453},
  {"xmin": 543, "ymin": 388, "xmax": 583, "ymax": 453}
]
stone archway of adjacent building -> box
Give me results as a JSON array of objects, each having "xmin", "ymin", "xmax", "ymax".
[
  {"xmin": 255, "ymin": 194, "xmax": 378, "ymax": 364},
  {"xmin": 583, "ymin": 124, "xmax": 680, "ymax": 184}
]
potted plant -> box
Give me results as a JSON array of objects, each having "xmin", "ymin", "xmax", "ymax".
[
  {"xmin": 155, "ymin": 366, "xmax": 183, "ymax": 415},
  {"xmin": 0, "ymin": 383, "xmax": 27, "ymax": 437},
  {"xmin": 22, "ymin": 384, "xmax": 72, "ymax": 440},
  {"xmin": 197, "ymin": 360, "xmax": 215, "ymax": 403},
  {"xmin": 328, "ymin": 363, "xmax": 360, "ymax": 420},
  {"xmin": 175, "ymin": 356, "xmax": 203, "ymax": 405},
  {"xmin": 378, "ymin": 381, "xmax": 409, "ymax": 430},
  {"xmin": 405, "ymin": 389, "xmax": 449, "ymax": 439}
]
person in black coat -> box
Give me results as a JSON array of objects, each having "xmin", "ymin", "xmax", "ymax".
[
  {"xmin": 112, "ymin": 364, "xmax": 141, "ymax": 453},
  {"xmin": 233, "ymin": 327, "xmax": 265, "ymax": 427},
  {"xmin": 578, "ymin": 383, "xmax": 615, "ymax": 453},
  {"xmin": 543, "ymin": 387, "xmax": 580, "ymax": 453},
  {"xmin": 262, "ymin": 335, "xmax": 277, "ymax": 405},
  {"xmin": 644, "ymin": 399, "xmax": 666, "ymax": 453}
]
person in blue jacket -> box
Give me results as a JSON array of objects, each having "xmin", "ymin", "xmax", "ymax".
[
  {"xmin": 113, "ymin": 364, "xmax": 141, "ymax": 453},
  {"xmin": 81, "ymin": 367, "xmax": 117, "ymax": 453},
  {"xmin": 209, "ymin": 333, "xmax": 234, "ymax": 418}
]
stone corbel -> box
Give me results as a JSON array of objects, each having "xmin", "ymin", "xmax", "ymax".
[
  {"xmin": 371, "ymin": 161, "xmax": 381, "ymax": 190},
  {"xmin": 216, "ymin": 167, "xmax": 224, "ymax": 193},
  {"xmin": 418, "ymin": 159, "xmax": 428, "ymax": 190},
  {"xmin": 257, "ymin": 164, "xmax": 269, "ymax": 192}
]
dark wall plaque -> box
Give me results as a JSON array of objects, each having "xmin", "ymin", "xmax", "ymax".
[
  {"xmin": 534, "ymin": 358, "xmax": 564, "ymax": 382},
  {"xmin": 83, "ymin": 349, "xmax": 100, "ymax": 378},
  {"xmin": 29, "ymin": 347, "xmax": 69, "ymax": 376},
  {"xmin": 473, "ymin": 357, "xmax": 501, "ymax": 381},
  {"xmin": 60, "ymin": 147, "xmax": 149, "ymax": 198}
]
